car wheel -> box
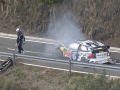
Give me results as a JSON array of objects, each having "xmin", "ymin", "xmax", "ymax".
[
  {"xmin": 55, "ymin": 49, "xmax": 63, "ymax": 59},
  {"xmin": 81, "ymin": 57, "xmax": 87, "ymax": 62},
  {"xmin": 71, "ymin": 53, "xmax": 77, "ymax": 61}
]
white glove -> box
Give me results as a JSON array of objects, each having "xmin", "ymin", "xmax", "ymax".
[{"xmin": 23, "ymin": 41, "xmax": 25, "ymax": 45}]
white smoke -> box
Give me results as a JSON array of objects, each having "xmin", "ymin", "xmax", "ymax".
[
  {"xmin": 42, "ymin": 12, "xmax": 86, "ymax": 57},
  {"xmin": 46, "ymin": 12, "xmax": 86, "ymax": 42}
]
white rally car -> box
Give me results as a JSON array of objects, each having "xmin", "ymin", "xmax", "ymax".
[{"xmin": 55, "ymin": 40, "xmax": 116, "ymax": 64}]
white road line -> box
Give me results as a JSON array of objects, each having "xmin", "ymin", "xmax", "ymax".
[
  {"xmin": 26, "ymin": 40, "xmax": 58, "ymax": 45},
  {"xmin": 23, "ymin": 63, "xmax": 120, "ymax": 78},
  {"xmin": 110, "ymin": 50, "xmax": 120, "ymax": 53},
  {"xmin": 1, "ymin": 33, "xmax": 120, "ymax": 51},
  {"xmin": 0, "ymin": 36, "xmax": 58, "ymax": 45},
  {"xmin": 7, "ymin": 48, "xmax": 53, "ymax": 55},
  {"xmin": 0, "ymin": 33, "xmax": 57, "ymax": 41},
  {"xmin": 7, "ymin": 48, "xmax": 16, "ymax": 51},
  {"xmin": 0, "ymin": 36, "xmax": 16, "ymax": 39},
  {"xmin": 0, "ymin": 57, "xmax": 120, "ymax": 78},
  {"xmin": 0, "ymin": 59, "xmax": 5, "ymax": 61},
  {"xmin": 116, "ymin": 63, "xmax": 120, "ymax": 64},
  {"xmin": 0, "ymin": 58, "xmax": 119, "ymax": 78}
]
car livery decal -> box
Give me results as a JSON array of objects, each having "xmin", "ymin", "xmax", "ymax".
[{"xmin": 64, "ymin": 52, "xmax": 71, "ymax": 58}]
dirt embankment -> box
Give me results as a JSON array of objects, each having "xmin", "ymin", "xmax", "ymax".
[{"xmin": 0, "ymin": 0, "xmax": 120, "ymax": 47}]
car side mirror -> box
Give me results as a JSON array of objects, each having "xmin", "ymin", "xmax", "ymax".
[{"xmin": 106, "ymin": 45, "xmax": 110, "ymax": 49}]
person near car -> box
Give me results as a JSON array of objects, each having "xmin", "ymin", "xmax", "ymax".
[{"xmin": 16, "ymin": 28, "xmax": 25, "ymax": 54}]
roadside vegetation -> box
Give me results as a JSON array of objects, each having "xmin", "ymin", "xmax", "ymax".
[
  {"xmin": 0, "ymin": 0, "xmax": 120, "ymax": 47},
  {"xmin": 0, "ymin": 62, "xmax": 120, "ymax": 90}
]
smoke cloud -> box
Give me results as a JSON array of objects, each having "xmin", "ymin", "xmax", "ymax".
[
  {"xmin": 46, "ymin": 12, "xmax": 86, "ymax": 42},
  {"xmin": 42, "ymin": 12, "xmax": 86, "ymax": 57}
]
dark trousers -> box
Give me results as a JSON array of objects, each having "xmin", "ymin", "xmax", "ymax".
[{"xmin": 18, "ymin": 43, "xmax": 24, "ymax": 53}]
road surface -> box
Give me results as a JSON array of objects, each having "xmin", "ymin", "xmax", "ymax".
[{"xmin": 0, "ymin": 33, "xmax": 120, "ymax": 76}]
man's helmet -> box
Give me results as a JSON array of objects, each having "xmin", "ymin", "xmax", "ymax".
[{"xmin": 16, "ymin": 28, "xmax": 20, "ymax": 32}]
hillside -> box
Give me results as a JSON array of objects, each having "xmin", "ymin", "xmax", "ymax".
[{"xmin": 0, "ymin": 0, "xmax": 120, "ymax": 47}]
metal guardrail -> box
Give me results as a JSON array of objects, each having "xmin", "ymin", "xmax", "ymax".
[{"xmin": 0, "ymin": 51, "xmax": 120, "ymax": 74}]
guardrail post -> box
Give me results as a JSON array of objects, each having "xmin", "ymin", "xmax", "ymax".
[
  {"xmin": 13, "ymin": 54, "xmax": 15, "ymax": 65},
  {"xmin": 69, "ymin": 59, "xmax": 71, "ymax": 74}
]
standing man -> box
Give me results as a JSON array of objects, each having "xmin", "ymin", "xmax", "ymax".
[{"xmin": 16, "ymin": 28, "xmax": 25, "ymax": 54}]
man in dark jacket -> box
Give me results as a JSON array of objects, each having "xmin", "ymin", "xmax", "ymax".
[{"xmin": 16, "ymin": 28, "xmax": 25, "ymax": 54}]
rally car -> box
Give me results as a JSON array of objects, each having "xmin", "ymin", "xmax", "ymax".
[{"xmin": 55, "ymin": 40, "xmax": 116, "ymax": 64}]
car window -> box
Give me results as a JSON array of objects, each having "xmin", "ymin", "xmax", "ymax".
[
  {"xmin": 81, "ymin": 46, "xmax": 88, "ymax": 51},
  {"xmin": 69, "ymin": 43, "xmax": 79, "ymax": 50}
]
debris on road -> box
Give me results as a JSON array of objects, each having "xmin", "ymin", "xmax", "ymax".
[{"xmin": 0, "ymin": 57, "xmax": 13, "ymax": 72}]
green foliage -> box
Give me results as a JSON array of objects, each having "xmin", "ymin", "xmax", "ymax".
[
  {"xmin": 43, "ymin": 76, "xmax": 54, "ymax": 83},
  {"xmin": 1, "ymin": 65, "xmax": 120, "ymax": 90},
  {"xmin": 58, "ymin": 74, "xmax": 69, "ymax": 84},
  {"xmin": 12, "ymin": 68, "xmax": 26, "ymax": 80},
  {"xmin": 35, "ymin": 72, "xmax": 43, "ymax": 78},
  {"xmin": 31, "ymin": 84, "xmax": 40, "ymax": 90},
  {"xmin": 0, "ymin": 78, "xmax": 23, "ymax": 90},
  {"xmin": 14, "ymin": 70, "xmax": 26, "ymax": 80}
]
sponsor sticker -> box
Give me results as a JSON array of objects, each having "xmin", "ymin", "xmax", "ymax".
[{"xmin": 99, "ymin": 51, "xmax": 103, "ymax": 53}]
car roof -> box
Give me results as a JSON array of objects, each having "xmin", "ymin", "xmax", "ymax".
[
  {"xmin": 62, "ymin": 40, "xmax": 105, "ymax": 50},
  {"xmin": 80, "ymin": 40, "xmax": 104, "ymax": 47}
]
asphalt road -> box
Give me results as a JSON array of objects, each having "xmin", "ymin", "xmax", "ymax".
[
  {"xmin": 0, "ymin": 35, "xmax": 120, "ymax": 61},
  {"xmin": 0, "ymin": 36, "xmax": 57, "ymax": 58},
  {"xmin": 0, "ymin": 34, "xmax": 120, "ymax": 76}
]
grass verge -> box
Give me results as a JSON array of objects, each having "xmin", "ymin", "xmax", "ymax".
[{"xmin": 0, "ymin": 62, "xmax": 120, "ymax": 90}]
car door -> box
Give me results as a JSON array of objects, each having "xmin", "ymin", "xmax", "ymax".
[
  {"xmin": 77, "ymin": 45, "xmax": 90, "ymax": 61},
  {"xmin": 63, "ymin": 48, "xmax": 71, "ymax": 58}
]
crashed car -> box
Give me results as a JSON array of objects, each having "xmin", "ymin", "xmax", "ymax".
[{"xmin": 55, "ymin": 40, "xmax": 116, "ymax": 64}]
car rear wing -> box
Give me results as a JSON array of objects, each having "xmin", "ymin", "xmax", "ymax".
[
  {"xmin": 91, "ymin": 46, "xmax": 110, "ymax": 53},
  {"xmin": 91, "ymin": 45, "xmax": 110, "ymax": 50}
]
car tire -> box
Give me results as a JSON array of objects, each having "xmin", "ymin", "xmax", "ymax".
[
  {"xmin": 81, "ymin": 57, "xmax": 87, "ymax": 62},
  {"xmin": 55, "ymin": 49, "xmax": 63, "ymax": 59},
  {"xmin": 71, "ymin": 53, "xmax": 77, "ymax": 61}
]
